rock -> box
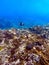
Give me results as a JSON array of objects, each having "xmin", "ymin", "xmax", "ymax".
[
  {"xmin": 26, "ymin": 43, "xmax": 33, "ymax": 50},
  {"xmin": 29, "ymin": 26, "xmax": 43, "ymax": 34},
  {"xmin": 34, "ymin": 42, "xmax": 42, "ymax": 46}
]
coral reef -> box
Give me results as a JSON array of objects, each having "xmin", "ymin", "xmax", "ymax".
[{"xmin": 0, "ymin": 26, "xmax": 49, "ymax": 65}]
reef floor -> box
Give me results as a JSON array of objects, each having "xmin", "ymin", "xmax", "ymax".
[{"xmin": 0, "ymin": 25, "xmax": 49, "ymax": 65}]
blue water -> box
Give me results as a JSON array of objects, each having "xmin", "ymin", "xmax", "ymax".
[
  {"xmin": 0, "ymin": 0, "xmax": 49, "ymax": 29},
  {"xmin": 0, "ymin": 16, "xmax": 49, "ymax": 29}
]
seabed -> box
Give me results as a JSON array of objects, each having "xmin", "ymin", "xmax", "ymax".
[{"xmin": 0, "ymin": 25, "xmax": 49, "ymax": 65}]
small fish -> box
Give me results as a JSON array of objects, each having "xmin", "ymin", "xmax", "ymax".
[{"xmin": 19, "ymin": 22, "xmax": 24, "ymax": 26}]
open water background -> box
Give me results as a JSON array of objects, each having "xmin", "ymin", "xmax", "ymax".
[{"xmin": 0, "ymin": 0, "xmax": 49, "ymax": 29}]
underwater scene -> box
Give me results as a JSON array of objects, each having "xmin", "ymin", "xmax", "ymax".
[{"xmin": 0, "ymin": 0, "xmax": 49, "ymax": 65}]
